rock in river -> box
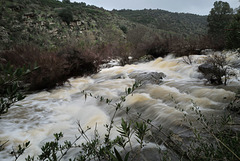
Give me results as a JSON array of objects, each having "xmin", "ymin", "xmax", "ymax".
[{"xmin": 129, "ymin": 72, "xmax": 166, "ymax": 85}]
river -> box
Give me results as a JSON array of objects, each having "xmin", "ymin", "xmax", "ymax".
[{"xmin": 0, "ymin": 51, "xmax": 239, "ymax": 160}]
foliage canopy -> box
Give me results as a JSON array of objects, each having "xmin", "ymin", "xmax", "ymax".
[{"xmin": 207, "ymin": 1, "xmax": 233, "ymax": 49}]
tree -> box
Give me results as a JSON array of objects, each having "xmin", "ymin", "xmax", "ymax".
[
  {"xmin": 207, "ymin": 1, "xmax": 233, "ymax": 49},
  {"xmin": 226, "ymin": 5, "xmax": 240, "ymax": 49},
  {"xmin": 198, "ymin": 53, "xmax": 229, "ymax": 85},
  {"xmin": 62, "ymin": 0, "xmax": 70, "ymax": 4}
]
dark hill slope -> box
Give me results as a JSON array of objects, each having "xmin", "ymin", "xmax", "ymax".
[
  {"xmin": 0, "ymin": 0, "xmax": 128, "ymax": 50},
  {"xmin": 114, "ymin": 9, "xmax": 208, "ymax": 37},
  {"xmin": 0, "ymin": 0, "xmax": 208, "ymax": 50}
]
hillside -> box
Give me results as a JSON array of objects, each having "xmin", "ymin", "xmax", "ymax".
[
  {"xmin": 0, "ymin": 0, "xmax": 128, "ymax": 50},
  {"xmin": 114, "ymin": 9, "xmax": 208, "ymax": 37},
  {"xmin": 0, "ymin": 0, "xmax": 208, "ymax": 51}
]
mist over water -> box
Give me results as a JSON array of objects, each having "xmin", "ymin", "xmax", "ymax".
[{"xmin": 0, "ymin": 52, "xmax": 239, "ymax": 160}]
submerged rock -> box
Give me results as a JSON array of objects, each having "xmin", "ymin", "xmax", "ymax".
[
  {"xmin": 129, "ymin": 72, "xmax": 166, "ymax": 85},
  {"xmin": 111, "ymin": 74, "xmax": 126, "ymax": 79}
]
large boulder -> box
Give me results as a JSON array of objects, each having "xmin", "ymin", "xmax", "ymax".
[
  {"xmin": 198, "ymin": 63, "xmax": 224, "ymax": 85},
  {"xmin": 198, "ymin": 63, "xmax": 216, "ymax": 74},
  {"xmin": 129, "ymin": 72, "xmax": 166, "ymax": 85}
]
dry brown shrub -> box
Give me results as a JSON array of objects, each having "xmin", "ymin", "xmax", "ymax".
[{"xmin": 0, "ymin": 43, "xmax": 105, "ymax": 90}]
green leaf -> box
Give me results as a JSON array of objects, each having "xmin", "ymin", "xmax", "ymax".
[
  {"xmin": 114, "ymin": 148, "xmax": 123, "ymax": 161},
  {"xmin": 108, "ymin": 150, "xmax": 118, "ymax": 161},
  {"xmin": 25, "ymin": 69, "xmax": 31, "ymax": 75},
  {"xmin": 124, "ymin": 152, "xmax": 130, "ymax": 161},
  {"xmin": 128, "ymin": 88, "xmax": 131, "ymax": 94},
  {"xmin": 7, "ymin": 87, "xmax": 11, "ymax": 95},
  {"xmin": 25, "ymin": 141, "xmax": 30, "ymax": 147}
]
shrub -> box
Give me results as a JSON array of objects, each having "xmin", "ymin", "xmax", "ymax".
[
  {"xmin": 113, "ymin": 42, "xmax": 133, "ymax": 66},
  {"xmin": 198, "ymin": 53, "xmax": 229, "ymax": 85},
  {"xmin": 0, "ymin": 45, "xmax": 69, "ymax": 90},
  {"xmin": 57, "ymin": 44, "xmax": 101, "ymax": 77},
  {"xmin": 58, "ymin": 8, "xmax": 73, "ymax": 25},
  {"xmin": 120, "ymin": 25, "xmax": 128, "ymax": 34},
  {"xmin": 182, "ymin": 102, "xmax": 240, "ymax": 160},
  {"xmin": 30, "ymin": 52, "xmax": 68, "ymax": 90},
  {"xmin": 0, "ymin": 44, "xmax": 103, "ymax": 90},
  {"xmin": 0, "ymin": 64, "xmax": 32, "ymax": 115},
  {"xmin": 144, "ymin": 36, "xmax": 170, "ymax": 58}
]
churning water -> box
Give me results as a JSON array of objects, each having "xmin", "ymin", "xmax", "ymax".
[{"xmin": 0, "ymin": 52, "xmax": 239, "ymax": 160}]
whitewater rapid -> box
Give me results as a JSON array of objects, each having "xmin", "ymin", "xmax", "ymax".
[{"xmin": 0, "ymin": 52, "xmax": 239, "ymax": 160}]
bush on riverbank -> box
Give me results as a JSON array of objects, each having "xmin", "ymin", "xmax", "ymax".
[
  {"xmin": 0, "ymin": 64, "xmax": 33, "ymax": 115},
  {"xmin": 0, "ymin": 44, "xmax": 108, "ymax": 90}
]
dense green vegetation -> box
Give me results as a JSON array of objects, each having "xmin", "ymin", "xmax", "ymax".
[
  {"xmin": 0, "ymin": 0, "xmax": 125, "ymax": 50},
  {"xmin": 207, "ymin": 1, "xmax": 240, "ymax": 49},
  {"xmin": 226, "ymin": 10, "xmax": 240, "ymax": 49},
  {"xmin": 0, "ymin": 0, "xmax": 239, "ymax": 52},
  {"xmin": 0, "ymin": 0, "xmax": 210, "ymax": 51},
  {"xmin": 207, "ymin": 1, "xmax": 233, "ymax": 49},
  {"xmin": 114, "ymin": 9, "xmax": 208, "ymax": 37}
]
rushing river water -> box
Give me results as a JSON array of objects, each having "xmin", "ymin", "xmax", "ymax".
[{"xmin": 0, "ymin": 52, "xmax": 239, "ymax": 160}]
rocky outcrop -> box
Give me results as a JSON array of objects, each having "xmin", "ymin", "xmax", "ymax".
[
  {"xmin": 198, "ymin": 63, "xmax": 215, "ymax": 75},
  {"xmin": 129, "ymin": 72, "xmax": 166, "ymax": 85},
  {"xmin": 0, "ymin": 1, "xmax": 127, "ymax": 50}
]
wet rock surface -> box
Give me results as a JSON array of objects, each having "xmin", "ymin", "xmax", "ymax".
[
  {"xmin": 129, "ymin": 72, "xmax": 166, "ymax": 85},
  {"xmin": 230, "ymin": 59, "xmax": 240, "ymax": 69},
  {"xmin": 198, "ymin": 63, "xmax": 224, "ymax": 84}
]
